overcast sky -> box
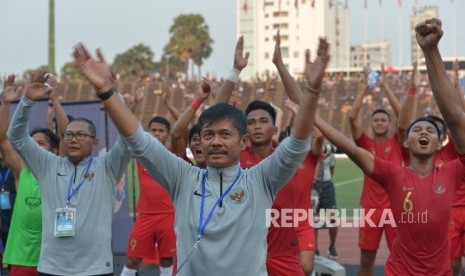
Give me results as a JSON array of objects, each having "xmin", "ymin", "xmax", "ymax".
[{"xmin": 0, "ymin": 0, "xmax": 463, "ymax": 78}]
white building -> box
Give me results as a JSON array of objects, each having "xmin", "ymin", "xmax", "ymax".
[
  {"xmin": 236, "ymin": 0, "xmax": 350, "ymax": 80},
  {"xmin": 350, "ymin": 40, "xmax": 391, "ymax": 68},
  {"xmin": 410, "ymin": 5, "xmax": 438, "ymax": 65}
]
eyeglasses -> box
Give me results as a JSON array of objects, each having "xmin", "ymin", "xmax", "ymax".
[{"xmin": 63, "ymin": 132, "xmax": 95, "ymax": 141}]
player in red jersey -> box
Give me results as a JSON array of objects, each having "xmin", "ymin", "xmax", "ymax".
[
  {"xmin": 240, "ymin": 99, "xmax": 322, "ymax": 276},
  {"xmin": 313, "ymin": 17, "xmax": 465, "ymax": 275},
  {"xmin": 446, "ymin": 59, "xmax": 465, "ymax": 275},
  {"xmin": 397, "ymin": 60, "xmax": 465, "ymax": 275},
  {"xmin": 122, "ymin": 116, "xmax": 176, "ymax": 276},
  {"xmin": 170, "ymin": 82, "xmax": 211, "ymax": 168},
  {"xmin": 348, "ymin": 67, "xmax": 403, "ymax": 275},
  {"xmin": 241, "ymin": 31, "xmax": 324, "ymax": 275}
]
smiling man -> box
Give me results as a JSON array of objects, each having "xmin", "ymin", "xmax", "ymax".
[
  {"xmin": 73, "ymin": 37, "xmax": 329, "ymax": 275},
  {"xmin": 7, "ymin": 71, "xmax": 132, "ymax": 275}
]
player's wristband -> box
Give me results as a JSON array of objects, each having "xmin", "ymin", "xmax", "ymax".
[
  {"xmin": 408, "ymin": 87, "xmax": 417, "ymax": 96},
  {"xmin": 227, "ymin": 68, "xmax": 241, "ymax": 83},
  {"xmin": 98, "ymin": 87, "xmax": 116, "ymax": 101},
  {"xmin": 191, "ymin": 98, "xmax": 202, "ymax": 110}
]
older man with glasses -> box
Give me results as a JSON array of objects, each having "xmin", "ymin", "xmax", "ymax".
[{"xmin": 7, "ymin": 71, "xmax": 132, "ymax": 276}]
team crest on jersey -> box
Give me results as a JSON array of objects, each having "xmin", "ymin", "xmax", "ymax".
[
  {"xmin": 434, "ymin": 184, "xmax": 446, "ymax": 195},
  {"xmin": 85, "ymin": 172, "xmax": 95, "ymax": 181},
  {"xmin": 229, "ymin": 187, "xmax": 247, "ymax": 204},
  {"xmin": 384, "ymin": 146, "xmax": 391, "ymax": 153}
]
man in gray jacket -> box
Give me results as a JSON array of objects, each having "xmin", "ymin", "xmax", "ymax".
[
  {"xmin": 7, "ymin": 71, "xmax": 132, "ymax": 276},
  {"xmin": 73, "ymin": 37, "xmax": 329, "ymax": 275}
]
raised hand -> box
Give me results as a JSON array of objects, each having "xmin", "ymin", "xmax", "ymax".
[
  {"xmin": 73, "ymin": 43, "xmax": 113, "ymax": 93},
  {"xmin": 284, "ymin": 98, "xmax": 299, "ymax": 114},
  {"xmin": 132, "ymin": 77, "xmax": 146, "ymax": 104},
  {"xmin": 198, "ymin": 78, "xmax": 212, "ymax": 101},
  {"xmin": 2, "ymin": 75, "xmax": 23, "ymax": 103},
  {"xmin": 357, "ymin": 73, "xmax": 369, "ymax": 92},
  {"xmin": 25, "ymin": 71, "xmax": 53, "ymax": 101},
  {"xmin": 162, "ymin": 81, "xmax": 173, "ymax": 105},
  {"xmin": 234, "ymin": 36, "xmax": 249, "ymax": 70},
  {"xmin": 272, "ymin": 30, "xmax": 283, "ymax": 65},
  {"xmin": 304, "ymin": 38, "xmax": 330, "ymax": 93},
  {"xmin": 415, "ymin": 18, "xmax": 443, "ymax": 50},
  {"xmin": 378, "ymin": 64, "xmax": 386, "ymax": 87},
  {"xmin": 48, "ymin": 74, "xmax": 60, "ymax": 102}
]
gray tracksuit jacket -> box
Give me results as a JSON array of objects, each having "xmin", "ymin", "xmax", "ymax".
[
  {"xmin": 126, "ymin": 125, "xmax": 311, "ymax": 276},
  {"xmin": 8, "ymin": 96, "xmax": 132, "ymax": 276}
]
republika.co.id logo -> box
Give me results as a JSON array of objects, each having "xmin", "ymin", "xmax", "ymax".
[{"xmin": 265, "ymin": 208, "xmax": 428, "ymax": 228}]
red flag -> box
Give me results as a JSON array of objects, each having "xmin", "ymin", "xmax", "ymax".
[
  {"xmin": 243, "ymin": 0, "xmax": 248, "ymax": 13},
  {"xmin": 311, "ymin": 0, "xmax": 315, "ymax": 8},
  {"xmin": 398, "ymin": 0, "xmax": 402, "ymax": 7}
]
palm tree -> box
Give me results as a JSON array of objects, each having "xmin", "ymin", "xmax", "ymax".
[{"xmin": 164, "ymin": 14, "xmax": 213, "ymax": 80}]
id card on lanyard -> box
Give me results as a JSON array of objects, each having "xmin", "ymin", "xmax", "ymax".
[
  {"xmin": 54, "ymin": 158, "xmax": 92, "ymax": 237},
  {"xmin": 0, "ymin": 169, "xmax": 11, "ymax": 210}
]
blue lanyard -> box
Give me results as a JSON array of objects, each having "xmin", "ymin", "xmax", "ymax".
[
  {"xmin": 196, "ymin": 167, "xmax": 242, "ymax": 242},
  {"xmin": 175, "ymin": 167, "xmax": 243, "ymax": 275},
  {"xmin": 0, "ymin": 169, "xmax": 11, "ymax": 191},
  {"xmin": 67, "ymin": 158, "xmax": 93, "ymax": 206}
]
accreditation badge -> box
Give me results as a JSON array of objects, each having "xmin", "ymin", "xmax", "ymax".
[
  {"xmin": 0, "ymin": 191, "xmax": 11, "ymax": 210},
  {"xmin": 55, "ymin": 208, "xmax": 76, "ymax": 237}
]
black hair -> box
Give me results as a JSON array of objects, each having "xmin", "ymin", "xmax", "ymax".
[
  {"xmin": 406, "ymin": 117, "xmax": 440, "ymax": 140},
  {"xmin": 245, "ymin": 100, "xmax": 276, "ymax": 125},
  {"xmin": 188, "ymin": 124, "xmax": 200, "ymax": 144},
  {"xmin": 371, "ymin": 109, "xmax": 391, "ymax": 121},
  {"xmin": 68, "ymin": 118, "xmax": 97, "ymax": 137},
  {"xmin": 30, "ymin": 128, "xmax": 60, "ymax": 150},
  {"xmin": 426, "ymin": 115, "xmax": 447, "ymax": 137},
  {"xmin": 197, "ymin": 103, "xmax": 247, "ymax": 136},
  {"xmin": 148, "ymin": 116, "xmax": 171, "ymax": 132}
]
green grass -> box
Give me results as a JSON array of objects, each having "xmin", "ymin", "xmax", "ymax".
[{"xmin": 333, "ymin": 158, "xmax": 364, "ymax": 217}]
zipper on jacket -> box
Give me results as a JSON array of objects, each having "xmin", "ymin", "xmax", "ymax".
[{"xmin": 219, "ymin": 172, "xmax": 223, "ymax": 207}]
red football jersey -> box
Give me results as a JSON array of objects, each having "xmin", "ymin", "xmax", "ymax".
[
  {"xmin": 240, "ymin": 147, "xmax": 319, "ymax": 257},
  {"xmin": 371, "ymin": 156, "xmax": 465, "ymax": 275},
  {"xmin": 136, "ymin": 161, "xmax": 174, "ymax": 214},
  {"xmin": 355, "ymin": 133, "xmax": 403, "ymax": 208}
]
